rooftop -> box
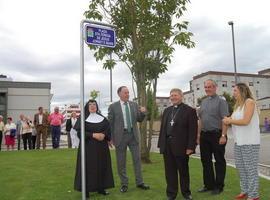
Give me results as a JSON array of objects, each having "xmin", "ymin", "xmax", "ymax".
[
  {"xmin": 0, "ymin": 81, "xmax": 51, "ymax": 89},
  {"xmin": 193, "ymin": 70, "xmax": 270, "ymax": 80}
]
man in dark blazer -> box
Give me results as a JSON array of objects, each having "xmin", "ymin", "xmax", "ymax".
[
  {"xmin": 158, "ymin": 88, "xmax": 198, "ymax": 200},
  {"xmin": 65, "ymin": 111, "xmax": 78, "ymax": 148},
  {"xmin": 34, "ymin": 107, "xmax": 48, "ymax": 149},
  {"xmin": 108, "ymin": 86, "xmax": 150, "ymax": 193}
]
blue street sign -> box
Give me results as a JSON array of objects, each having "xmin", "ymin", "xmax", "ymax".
[{"xmin": 85, "ymin": 25, "xmax": 116, "ymax": 48}]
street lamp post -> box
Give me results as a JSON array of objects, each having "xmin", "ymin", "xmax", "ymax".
[{"xmin": 228, "ymin": 21, "xmax": 238, "ymax": 84}]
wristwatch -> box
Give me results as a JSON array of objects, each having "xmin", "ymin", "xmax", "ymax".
[{"xmin": 221, "ymin": 134, "xmax": 226, "ymax": 137}]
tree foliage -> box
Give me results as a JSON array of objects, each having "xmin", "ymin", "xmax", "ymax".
[
  {"xmin": 85, "ymin": 0, "xmax": 194, "ymax": 80},
  {"xmin": 146, "ymin": 87, "xmax": 159, "ymax": 121},
  {"xmin": 222, "ymin": 91, "xmax": 235, "ymax": 115},
  {"xmin": 90, "ymin": 90, "xmax": 99, "ymax": 100}
]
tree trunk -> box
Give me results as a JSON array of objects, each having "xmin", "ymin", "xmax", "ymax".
[
  {"xmin": 147, "ymin": 78, "xmax": 157, "ymax": 155},
  {"xmin": 136, "ymin": 72, "xmax": 151, "ymax": 163}
]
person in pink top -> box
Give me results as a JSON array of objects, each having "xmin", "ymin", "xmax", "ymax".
[
  {"xmin": 4, "ymin": 117, "xmax": 16, "ymax": 151},
  {"xmin": 48, "ymin": 107, "xmax": 64, "ymax": 149}
]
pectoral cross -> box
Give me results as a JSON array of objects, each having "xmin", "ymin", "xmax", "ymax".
[{"xmin": 170, "ymin": 119, "xmax": 174, "ymax": 126}]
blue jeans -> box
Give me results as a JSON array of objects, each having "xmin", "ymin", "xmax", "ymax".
[{"xmin": 51, "ymin": 125, "xmax": 61, "ymax": 149}]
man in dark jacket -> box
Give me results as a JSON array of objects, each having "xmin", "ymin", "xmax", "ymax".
[
  {"xmin": 158, "ymin": 88, "xmax": 198, "ymax": 200},
  {"xmin": 65, "ymin": 111, "xmax": 77, "ymax": 148}
]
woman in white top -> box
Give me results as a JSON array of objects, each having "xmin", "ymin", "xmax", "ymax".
[
  {"xmin": 4, "ymin": 117, "xmax": 17, "ymax": 151},
  {"xmin": 223, "ymin": 83, "xmax": 260, "ymax": 200},
  {"xmin": 21, "ymin": 116, "xmax": 33, "ymax": 150}
]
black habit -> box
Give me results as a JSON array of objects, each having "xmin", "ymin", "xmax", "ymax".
[
  {"xmin": 158, "ymin": 103, "xmax": 197, "ymax": 199},
  {"xmin": 74, "ymin": 114, "xmax": 114, "ymax": 193}
]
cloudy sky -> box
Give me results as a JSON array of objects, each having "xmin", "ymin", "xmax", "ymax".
[{"xmin": 1, "ymin": 0, "xmax": 270, "ymax": 109}]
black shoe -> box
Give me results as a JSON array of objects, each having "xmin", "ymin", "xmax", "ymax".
[
  {"xmin": 183, "ymin": 194, "xmax": 193, "ymax": 200},
  {"xmin": 85, "ymin": 192, "xmax": 90, "ymax": 198},
  {"xmin": 211, "ymin": 188, "xmax": 223, "ymax": 195},
  {"xmin": 120, "ymin": 185, "xmax": 128, "ymax": 193},
  {"xmin": 98, "ymin": 190, "xmax": 109, "ymax": 195},
  {"xmin": 137, "ymin": 183, "xmax": 150, "ymax": 190},
  {"xmin": 167, "ymin": 197, "xmax": 175, "ymax": 200},
  {"xmin": 197, "ymin": 186, "xmax": 211, "ymax": 193}
]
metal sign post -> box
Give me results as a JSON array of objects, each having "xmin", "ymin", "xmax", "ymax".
[{"xmin": 80, "ymin": 19, "xmax": 116, "ymax": 200}]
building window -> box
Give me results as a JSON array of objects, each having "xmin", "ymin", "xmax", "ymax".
[
  {"xmin": 222, "ymin": 81, "xmax": 227, "ymax": 87},
  {"xmin": 257, "ymin": 81, "xmax": 260, "ymax": 84},
  {"xmin": 256, "ymin": 90, "xmax": 259, "ymax": 98},
  {"xmin": 231, "ymin": 81, "xmax": 235, "ymax": 87},
  {"xmin": 262, "ymin": 105, "xmax": 266, "ymax": 109},
  {"xmin": 0, "ymin": 93, "xmax": 7, "ymax": 118},
  {"xmin": 196, "ymin": 84, "xmax": 200, "ymax": 90},
  {"xmin": 0, "ymin": 93, "xmax": 6, "ymax": 104},
  {"xmin": 249, "ymin": 82, "xmax": 254, "ymax": 86}
]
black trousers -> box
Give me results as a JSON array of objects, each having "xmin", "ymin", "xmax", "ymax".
[
  {"xmin": 163, "ymin": 138, "xmax": 191, "ymax": 199},
  {"xmin": 67, "ymin": 131, "xmax": 72, "ymax": 148},
  {"xmin": 200, "ymin": 131, "xmax": 226, "ymax": 190},
  {"xmin": 32, "ymin": 135, "xmax": 37, "ymax": 149},
  {"xmin": 0, "ymin": 131, "xmax": 2, "ymax": 151},
  {"xmin": 17, "ymin": 134, "xmax": 21, "ymax": 150},
  {"xmin": 22, "ymin": 133, "xmax": 32, "ymax": 150}
]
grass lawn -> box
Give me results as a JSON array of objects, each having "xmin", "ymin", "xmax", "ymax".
[{"xmin": 0, "ymin": 149, "xmax": 269, "ymax": 200}]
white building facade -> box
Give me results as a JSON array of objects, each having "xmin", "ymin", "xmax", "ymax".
[
  {"xmin": 257, "ymin": 97, "xmax": 270, "ymax": 110},
  {"xmin": 0, "ymin": 76, "xmax": 52, "ymax": 122},
  {"xmin": 156, "ymin": 97, "xmax": 170, "ymax": 113},
  {"xmin": 183, "ymin": 90, "xmax": 194, "ymax": 107},
  {"xmin": 183, "ymin": 68, "xmax": 270, "ymax": 108}
]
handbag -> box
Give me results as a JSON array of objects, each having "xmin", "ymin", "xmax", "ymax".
[{"xmin": 10, "ymin": 129, "xmax": 16, "ymax": 137}]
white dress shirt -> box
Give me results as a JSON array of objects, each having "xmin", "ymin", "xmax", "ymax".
[
  {"xmin": 38, "ymin": 114, "xmax": 43, "ymax": 125},
  {"xmin": 120, "ymin": 100, "xmax": 133, "ymax": 129},
  {"xmin": 71, "ymin": 117, "xmax": 77, "ymax": 128}
]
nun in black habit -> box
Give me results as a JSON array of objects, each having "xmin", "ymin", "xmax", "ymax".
[{"xmin": 74, "ymin": 99, "xmax": 114, "ymax": 198}]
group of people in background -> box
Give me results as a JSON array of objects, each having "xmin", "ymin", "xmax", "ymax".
[{"xmin": 0, "ymin": 106, "xmax": 66, "ymax": 151}]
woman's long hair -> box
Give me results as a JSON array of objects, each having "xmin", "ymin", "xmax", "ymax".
[{"xmin": 234, "ymin": 82, "xmax": 255, "ymax": 110}]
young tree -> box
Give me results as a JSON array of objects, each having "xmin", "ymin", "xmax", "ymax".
[
  {"xmin": 222, "ymin": 91, "xmax": 235, "ymax": 115},
  {"xmin": 85, "ymin": 0, "xmax": 194, "ymax": 162},
  {"xmin": 90, "ymin": 90, "xmax": 99, "ymax": 100}
]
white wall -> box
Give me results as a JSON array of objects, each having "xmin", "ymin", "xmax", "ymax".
[
  {"xmin": 257, "ymin": 98, "xmax": 270, "ymax": 110},
  {"xmin": 7, "ymin": 88, "xmax": 51, "ymax": 122},
  {"xmin": 185, "ymin": 74, "xmax": 270, "ymax": 107}
]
